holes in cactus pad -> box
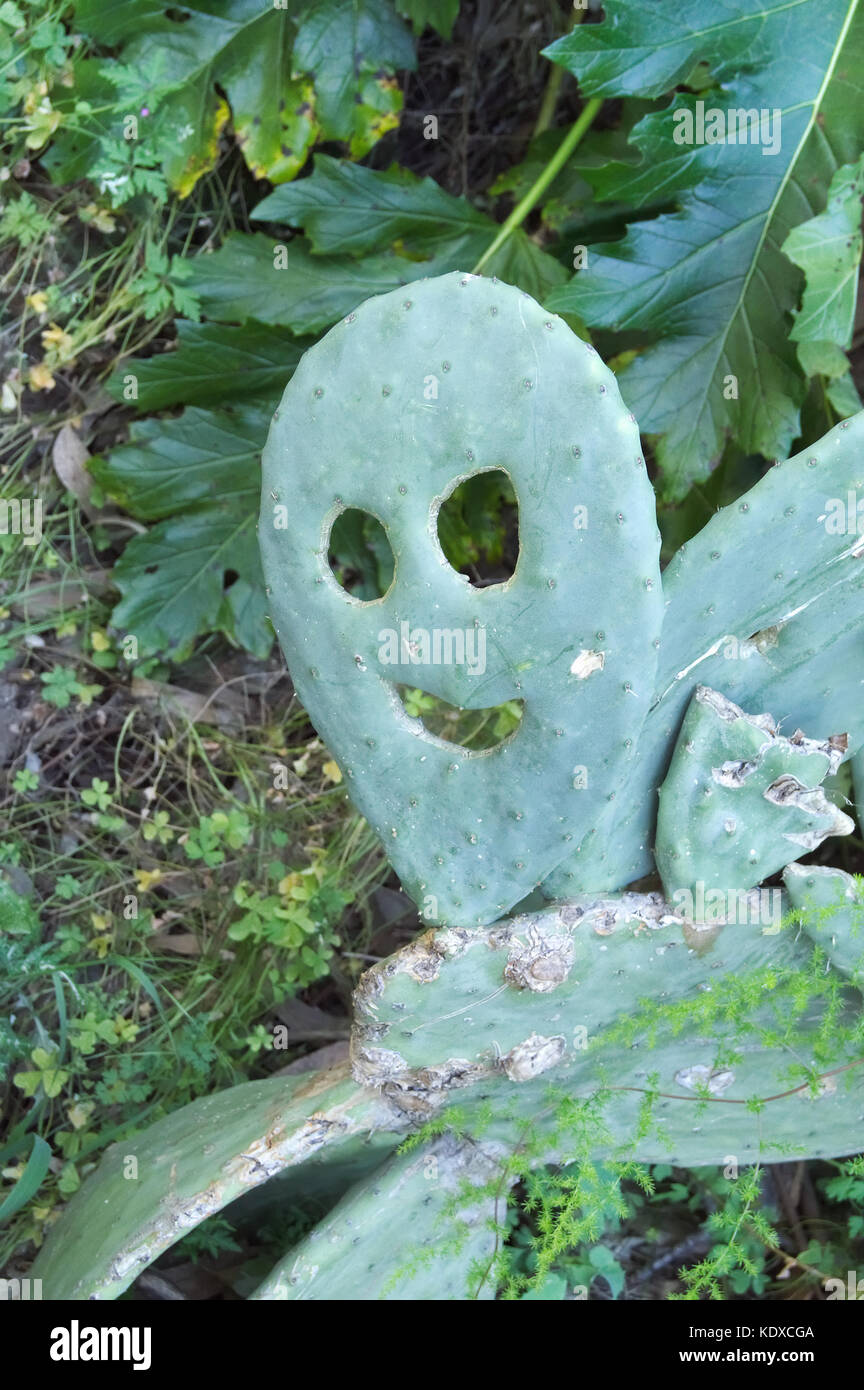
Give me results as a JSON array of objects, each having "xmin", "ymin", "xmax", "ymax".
[
  {"xmin": 398, "ymin": 685, "xmax": 524, "ymax": 752},
  {"xmin": 328, "ymin": 509, "xmax": 395, "ymax": 600},
  {"xmin": 436, "ymin": 469, "xmax": 519, "ymax": 587}
]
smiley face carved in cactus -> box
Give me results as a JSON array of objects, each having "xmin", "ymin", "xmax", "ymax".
[{"xmin": 259, "ymin": 273, "xmax": 663, "ymax": 927}]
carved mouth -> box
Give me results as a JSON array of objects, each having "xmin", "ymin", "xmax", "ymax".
[{"xmin": 393, "ymin": 684, "xmax": 525, "ymax": 753}]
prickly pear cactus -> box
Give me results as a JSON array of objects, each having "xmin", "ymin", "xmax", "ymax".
[
  {"xmin": 259, "ymin": 271, "xmax": 663, "ymax": 927},
  {"xmin": 351, "ymin": 892, "xmax": 864, "ymax": 1166},
  {"xmin": 33, "ymin": 1065, "xmax": 406, "ymax": 1301},
  {"xmin": 34, "ymin": 277, "xmax": 864, "ymax": 1302},
  {"xmin": 544, "ymin": 411, "xmax": 864, "ymax": 901},
  {"xmin": 655, "ymin": 686, "xmax": 853, "ymax": 902},
  {"xmin": 249, "ymin": 1135, "xmax": 506, "ymax": 1301},
  {"xmin": 784, "ymin": 863, "xmax": 864, "ymax": 980}
]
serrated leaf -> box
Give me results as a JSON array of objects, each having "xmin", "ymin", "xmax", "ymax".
[
  {"xmin": 485, "ymin": 228, "xmax": 568, "ymax": 304},
  {"xmin": 93, "ymin": 402, "xmax": 273, "ymax": 660},
  {"xmin": 294, "ymin": 0, "xmax": 416, "ymax": 144},
  {"xmin": 783, "ymin": 153, "xmax": 864, "ymax": 379},
  {"xmin": 186, "ymin": 232, "xmax": 471, "ymax": 334},
  {"xmin": 545, "ymin": 0, "xmax": 864, "ymax": 499},
  {"xmin": 90, "ymin": 403, "xmax": 269, "ymax": 522},
  {"xmin": 250, "ymin": 157, "xmax": 567, "ymax": 302},
  {"xmin": 252, "ymin": 154, "xmax": 489, "ymax": 257},
  {"xmin": 545, "ymin": 1, "xmax": 842, "ymax": 99},
  {"xmin": 110, "ymin": 505, "xmax": 270, "ymax": 662},
  {"xmin": 396, "ymin": 0, "xmax": 459, "ymax": 39},
  {"xmin": 106, "ymin": 320, "xmax": 312, "ymax": 412},
  {"xmin": 71, "ymin": 0, "xmax": 414, "ymax": 193}
]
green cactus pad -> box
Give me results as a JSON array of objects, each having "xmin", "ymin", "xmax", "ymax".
[
  {"xmin": 544, "ymin": 410, "xmax": 864, "ymax": 900},
  {"xmin": 655, "ymin": 687, "xmax": 853, "ymax": 904},
  {"xmin": 31, "ymin": 1065, "xmax": 406, "ymax": 1300},
  {"xmin": 351, "ymin": 894, "xmax": 864, "ymax": 1167},
  {"xmin": 38, "ymin": 894, "xmax": 864, "ymax": 1299},
  {"xmin": 260, "ymin": 271, "xmax": 662, "ymax": 926},
  {"xmin": 250, "ymin": 1134, "xmax": 504, "ymax": 1300},
  {"xmin": 784, "ymin": 863, "xmax": 864, "ymax": 982}
]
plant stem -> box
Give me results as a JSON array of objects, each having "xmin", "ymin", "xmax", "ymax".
[
  {"xmin": 532, "ymin": 4, "xmax": 583, "ymax": 138},
  {"xmin": 472, "ymin": 96, "xmax": 603, "ymax": 275}
]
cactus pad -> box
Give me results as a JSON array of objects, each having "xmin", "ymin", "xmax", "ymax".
[
  {"xmin": 544, "ymin": 410, "xmax": 864, "ymax": 900},
  {"xmin": 250, "ymin": 1134, "xmax": 504, "ymax": 1300},
  {"xmin": 655, "ymin": 687, "xmax": 853, "ymax": 903},
  {"xmin": 31, "ymin": 1065, "xmax": 405, "ymax": 1300},
  {"xmin": 351, "ymin": 893, "xmax": 864, "ymax": 1167},
  {"xmin": 260, "ymin": 271, "xmax": 662, "ymax": 926},
  {"xmin": 784, "ymin": 863, "xmax": 864, "ymax": 981}
]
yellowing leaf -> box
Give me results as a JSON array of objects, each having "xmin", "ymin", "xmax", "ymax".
[
  {"xmin": 28, "ymin": 362, "xmax": 56, "ymax": 391},
  {"xmin": 41, "ymin": 322, "xmax": 75, "ymax": 359},
  {"xmin": 79, "ymin": 202, "xmax": 117, "ymax": 233},
  {"xmin": 173, "ymin": 97, "xmax": 230, "ymax": 199},
  {"xmin": 66, "ymin": 1100, "xmax": 94, "ymax": 1130},
  {"xmin": 134, "ymin": 868, "xmax": 164, "ymax": 893}
]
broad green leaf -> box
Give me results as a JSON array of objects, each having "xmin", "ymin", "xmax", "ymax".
[
  {"xmin": 396, "ymin": 0, "xmax": 459, "ymax": 39},
  {"xmin": 186, "ymin": 232, "xmax": 467, "ymax": 334},
  {"xmin": 783, "ymin": 154, "xmax": 864, "ymax": 372},
  {"xmin": 252, "ymin": 154, "xmax": 490, "ymax": 257},
  {"xmin": 545, "ymin": 0, "xmax": 864, "ymax": 498},
  {"xmin": 90, "ymin": 403, "xmax": 270, "ymax": 522},
  {"xmin": 294, "ymin": 0, "xmax": 416, "ymax": 151},
  {"xmin": 485, "ymin": 228, "xmax": 568, "ymax": 304},
  {"xmin": 71, "ymin": 0, "xmax": 414, "ymax": 193},
  {"xmin": 110, "ymin": 504, "xmax": 271, "ymax": 662},
  {"xmin": 588, "ymin": 1245, "xmax": 626, "ymax": 1299},
  {"xmin": 827, "ymin": 372, "xmax": 863, "ymax": 416},
  {"xmin": 545, "ymin": 0, "xmax": 848, "ymax": 99},
  {"xmin": 250, "ymin": 157, "xmax": 567, "ymax": 301},
  {"xmin": 93, "ymin": 402, "xmax": 273, "ymax": 660},
  {"xmin": 105, "ymin": 320, "xmax": 312, "ymax": 412},
  {"xmin": 489, "ymin": 105, "xmax": 657, "ymax": 234}
]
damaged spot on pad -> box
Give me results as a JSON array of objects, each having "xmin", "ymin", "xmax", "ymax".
[{"xmin": 570, "ymin": 649, "xmax": 605, "ymax": 679}]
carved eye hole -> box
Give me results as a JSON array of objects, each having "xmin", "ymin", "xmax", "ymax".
[
  {"xmin": 436, "ymin": 469, "xmax": 519, "ymax": 588},
  {"xmin": 328, "ymin": 508, "xmax": 395, "ymax": 600}
]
